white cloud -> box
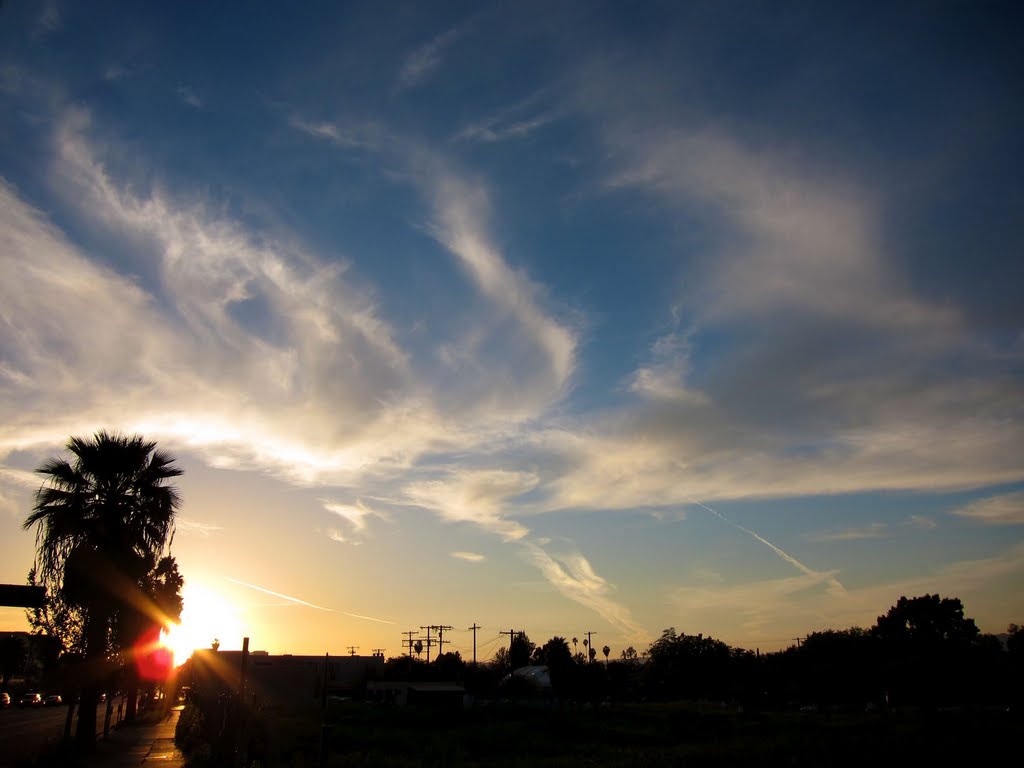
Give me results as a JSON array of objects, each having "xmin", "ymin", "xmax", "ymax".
[
  {"xmin": 455, "ymin": 88, "xmax": 564, "ymax": 143},
  {"xmin": 36, "ymin": 4, "xmax": 61, "ymax": 37},
  {"xmin": 397, "ymin": 26, "xmax": 465, "ymax": 91},
  {"xmin": 323, "ymin": 500, "xmax": 381, "ymax": 533},
  {"xmin": 629, "ymin": 331, "xmax": 707, "ymax": 404},
  {"xmin": 177, "ymin": 85, "xmax": 203, "ymax": 109},
  {"xmin": 451, "ymin": 551, "xmax": 485, "ymax": 562},
  {"xmin": 953, "ymin": 491, "xmax": 1024, "ymax": 525},
  {"xmin": 0, "ymin": 112, "xmax": 496, "ymax": 499},
  {"xmin": 427, "ymin": 174, "xmax": 578, "ymax": 418},
  {"xmin": 520, "ymin": 541, "xmax": 646, "ymax": 641},
  {"xmin": 288, "ymin": 117, "xmax": 384, "ymax": 151},
  {"xmin": 175, "ymin": 517, "xmax": 224, "ymax": 538},
  {"xmin": 519, "ymin": 112, "xmax": 1023, "ymax": 512},
  {"xmin": 289, "ymin": 114, "xmax": 578, "ymax": 424},
  {"xmin": 404, "ymin": 469, "xmax": 534, "ymax": 541}
]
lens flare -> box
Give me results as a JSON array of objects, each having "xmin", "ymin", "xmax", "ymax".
[{"xmin": 161, "ymin": 582, "xmax": 244, "ymax": 665}]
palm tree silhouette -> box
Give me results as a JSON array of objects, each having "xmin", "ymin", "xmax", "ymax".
[{"xmin": 24, "ymin": 431, "xmax": 181, "ymax": 743}]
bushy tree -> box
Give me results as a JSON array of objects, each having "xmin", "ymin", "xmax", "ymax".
[
  {"xmin": 508, "ymin": 632, "xmax": 534, "ymax": 669},
  {"xmin": 872, "ymin": 594, "xmax": 982, "ymax": 706},
  {"xmin": 644, "ymin": 628, "xmax": 734, "ymax": 700}
]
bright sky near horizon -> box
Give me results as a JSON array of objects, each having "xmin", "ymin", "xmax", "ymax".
[{"xmin": 1, "ymin": 1, "xmax": 1022, "ymax": 662}]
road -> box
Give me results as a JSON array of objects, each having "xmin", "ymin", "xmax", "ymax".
[{"xmin": 0, "ymin": 702, "xmax": 111, "ymax": 766}]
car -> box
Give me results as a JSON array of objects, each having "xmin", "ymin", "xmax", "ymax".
[
  {"xmin": 44, "ymin": 694, "xmax": 63, "ymax": 706},
  {"xmin": 18, "ymin": 693, "xmax": 43, "ymax": 708},
  {"xmin": 0, "ymin": 692, "xmax": 10, "ymax": 707}
]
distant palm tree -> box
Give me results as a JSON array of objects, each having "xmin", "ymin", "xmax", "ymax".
[
  {"xmin": 572, "ymin": 637, "xmax": 578, "ymax": 657},
  {"xmin": 602, "ymin": 645, "xmax": 610, "ymax": 665},
  {"xmin": 24, "ymin": 431, "xmax": 181, "ymax": 743}
]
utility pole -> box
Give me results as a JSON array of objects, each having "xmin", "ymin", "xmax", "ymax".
[
  {"xmin": 584, "ymin": 631, "xmax": 596, "ymax": 663},
  {"xmin": 402, "ymin": 630, "xmax": 417, "ymax": 658},
  {"xmin": 499, "ymin": 628, "xmax": 523, "ymax": 665},
  {"xmin": 421, "ymin": 626, "xmax": 431, "ymax": 663},
  {"xmin": 432, "ymin": 625, "xmax": 454, "ymax": 656},
  {"xmin": 347, "ymin": 645, "xmax": 358, "ymax": 656},
  {"xmin": 468, "ymin": 624, "xmax": 481, "ymax": 666},
  {"xmin": 499, "ymin": 628, "xmax": 517, "ymax": 649}
]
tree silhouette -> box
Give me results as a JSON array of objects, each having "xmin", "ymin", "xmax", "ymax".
[
  {"xmin": 23, "ymin": 432, "xmax": 182, "ymax": 743},
  {"xmin": 874, "ymin": 594, "xmax": 979, "ymax": 645},
  {"xmin": 509, "ymin": 632, "xmax": 535, "ymax": 669},
  {"xmin": 872, "ymin": 594, "xmax": 981, "ymax": 706},
  {"xmin": 602, "ymin": 645, "xmax": 610, "ymax": 665},
  {"xmin": 413, "ymin": 639, "xmax": 423, "ymax": 658},
  {"xmin": 645, "ymin": 628, "xmax": 732, "ymax": 700}
]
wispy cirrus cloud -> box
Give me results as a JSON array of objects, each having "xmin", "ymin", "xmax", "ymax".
[
  {"xmin": 323, "ymin": 500, "xmax": 382, "ymax": 533},
  {"xmin": 397, "ymin": 25, "xmax": 466, "ymax": 91},
  {"xmin": 451, "ymin": 551, "xmax": 485, "ymax": 562},
  {"xmin": 521, "ymin": 540, "xmax": 646, "ymax": 641},
  {"xmin": 455, "ymin": 87, "xmax": 565, "ymax": 143},
  {"xmin": 175, "ymin": 517, "xmax": 224, "ymax": 538},
  {"xmin": 426, "ymin": 173, "xmax": 578, "ymax": 419},
  {"xmin": 953, "ymin": 491, "xmax": 1024, "ymax": 525},
  {"xmin": 289, "ymin": 114, "xmax": 579, "ymax": 422},
  {"xmin": 907, "ymin": 515, "xmax": 938, "ymax": 530},
  {"xmin": 177, "ymin": 85, "xmax": 203, "ymax": 109},
  {"xmin": 524, "ymin": 92, "xmax": 1023, "ymax": 511},
  {"xmin": 0, "ymin": 109, "xmax": 450, "ymax": 484},
  {"xmin": 404, "ymin": 469, "xmax": 534, "ymax": 541}
]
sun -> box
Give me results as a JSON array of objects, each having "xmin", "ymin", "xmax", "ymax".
[{"xmin": 161, "ymin": 581, "xmax": 243, "ymax": 666}]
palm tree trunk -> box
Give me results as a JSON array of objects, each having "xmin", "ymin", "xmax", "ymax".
[
  {"xmin": 125, "ymin": 671, "xmax": 139, "ymax": 722},
  {"xmin": 75, "ymin": 604, "xmax": 109, "ymax": 745}
]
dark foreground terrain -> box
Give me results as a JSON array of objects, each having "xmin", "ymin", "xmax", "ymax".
[{"xmin": 176, "ymin": 700, "xmax": 1022, "ymax": 767}]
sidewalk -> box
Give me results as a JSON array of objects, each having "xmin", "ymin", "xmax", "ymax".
[{"xmin": 85, "ymin": 706, "xmax": 186, "ymax": 767}]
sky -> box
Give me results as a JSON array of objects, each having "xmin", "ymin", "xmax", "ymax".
[{"xmin": 1, "ymin": 0, "xmax": 1022, "ymax": 661}]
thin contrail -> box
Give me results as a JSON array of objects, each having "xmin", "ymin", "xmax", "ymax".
[
  {"xmin": 226, "ymin": 577, "xmax": 396, "ymax": 624},
  {"xmin": 227, "ymin": 577, "xmax": 334, "ymax": 611},
  {"xmin": 341, "ymin": 611, "xmax": 396, "ymax": 625},
  {"xmin": 689, "ymin": 499, "xmax": 845, "ymax": 593}
]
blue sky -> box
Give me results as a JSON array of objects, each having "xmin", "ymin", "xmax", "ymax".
[{"xmin": 1, "ymin": 0, "xmax": 1022, "ymax": 658}]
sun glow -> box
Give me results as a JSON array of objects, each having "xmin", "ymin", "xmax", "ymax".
[{"xmin": 161, "ymin": 582, "xmax": 244, "ymax": 666}]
